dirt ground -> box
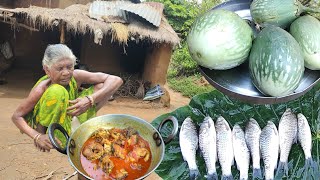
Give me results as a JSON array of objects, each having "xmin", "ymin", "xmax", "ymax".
[{"xmin": 0, "ymin": 68, "xmax": 190, "ymax": 180}]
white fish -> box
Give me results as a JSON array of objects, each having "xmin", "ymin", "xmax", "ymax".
[
  {"xmin": 215, "ymin": 116, "xmax": 234, "ymax": 180},
  {"xmin": 260, "ymin": 121, "xmax": 279, "ymax": 180},
  {"xmin": 199, "ymin": 116, "xmax": 218, "ymax": 180},
  {"xmin": 297, "ymin": 113, "xmax": 313, "ymax": 168},
  {"xmin": 179, "ymin": 117, "xmax": 200, "ymax": 179},
  {"xmin": 232, "ymin": 124, "xmax": 250, "ymax": 180},
  {"xmin": 244, "ymin": 118, "xmax": 262, "ymax": 179},
  {"xmin": 277, "ymin": 108, "xmax": 298, "ymax": 176}
]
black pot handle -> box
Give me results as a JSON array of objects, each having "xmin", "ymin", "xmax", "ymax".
[
  {"xmin": 48, "ymin": 123, "xmax": 69, "ymax": 154},
  {"xmin": 155, "ymin": 116, "xmax": 179, "ymax": 145}
]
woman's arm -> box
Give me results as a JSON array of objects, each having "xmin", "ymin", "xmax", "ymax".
[
  {"xmin": 11, "ymin": 80, "xmax": 54, "ymax": 151},
  {"xmin": 12, "ymin": 81, "xmax": 46, "ymax": 138},
  {"xmin": 67, "ymin": 69, "xmax": 123, "ymax": 116}
]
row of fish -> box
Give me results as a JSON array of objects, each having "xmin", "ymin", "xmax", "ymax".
[{"xmin": 179, "ymin": 108, "xmax": 314, "ymax": 180}]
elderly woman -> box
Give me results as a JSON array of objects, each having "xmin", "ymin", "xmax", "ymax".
[{"xmin": 12, "ymin": 44, "xmax": 123, "ymax": 152}]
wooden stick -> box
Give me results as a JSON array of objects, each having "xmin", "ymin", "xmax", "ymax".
[
  {"xmin": 14, "ymin": 23, "xmax": 39, "ymax": 31},
  {"xmin": 63, "ymin": 171, "xmax": 78, "ymax": 180},
  {"xmin": 0, "ymin": 7, "xmax": 15, "ymax": 12},
  {"xmin": 35, "ymin": 167, "xmax": 62, "ymax": 179},
  {"xmin": 8, "ymin": 142, "xmax": 32, "ymax": 146},
  {"xmin": 60, "ymin": 22, "xmax": 65, "ymax": 44},
  {"xmin": 0, "ymin": 18, "xmax": 39, "ymax": 32}
]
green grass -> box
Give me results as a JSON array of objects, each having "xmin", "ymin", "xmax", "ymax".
[{"xmin": 167, "ymin": 74, "xmax": 215, "ymax": 98}]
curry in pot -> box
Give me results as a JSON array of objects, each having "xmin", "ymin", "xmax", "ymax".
[{"xmin": 81, "ymin": 127, "xmax": 152, "ymax": 180}]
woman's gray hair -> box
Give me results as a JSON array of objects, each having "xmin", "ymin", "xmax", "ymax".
[{"xmin": 42, "ymin": 44, "xmax": 77, "ymax": 68}]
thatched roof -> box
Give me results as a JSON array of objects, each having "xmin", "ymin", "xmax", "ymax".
[{"xmin": 0, "ymin": 3, "xmax": 180, "ymax": 47}]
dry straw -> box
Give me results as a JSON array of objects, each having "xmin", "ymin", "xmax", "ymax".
[{"xmin": 1, "ymin": 3, "xmax": 180, "ymax": 46}]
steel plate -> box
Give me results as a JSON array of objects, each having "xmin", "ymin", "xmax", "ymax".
[{"xmin": 198, "ymin": 0, "xmax": 320, "ymax": 104}]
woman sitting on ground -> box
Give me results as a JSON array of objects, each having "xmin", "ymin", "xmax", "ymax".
[{"xmin": 11, "ymin": 44, "xmax": 123, "ymax": 152}]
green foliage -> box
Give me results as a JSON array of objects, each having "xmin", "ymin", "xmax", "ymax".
[
  {"xmin": 199, "ymin": 0, "xmax": 224, "ymax": 15},
  {"xmin": 148, "ymin": 0, "xmax": 223, "ymax": 39},
  {"xmin": 149, "ymin": 0, "xmax": 200, "ymax": 39},
  {"xmin": 167, "ymin": 74, "xmax": 214, "ymax": 98},
  {"xmin": 167, "ymin": 42, "xmax": 198, "ymax": 77}
]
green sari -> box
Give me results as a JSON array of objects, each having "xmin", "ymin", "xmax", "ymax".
[{"xmin": 25, "ymin": 75, "xmax": 96, "ymax": 143}]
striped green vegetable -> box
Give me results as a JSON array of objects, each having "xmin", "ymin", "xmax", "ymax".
[
  {"xmin": 250, "ymin": 0, "xmax": 320, "ymax": 28},
  {"xmin": 290, "ymin": 15, "xmax": 320, "ymax": 70},
  {"xmin": 249, "ymin": 26, "xmax": 304, "ymax": 97},
  {"xmin": 187, "ymin": 9, "xmax": 253, "ymax": 70}
]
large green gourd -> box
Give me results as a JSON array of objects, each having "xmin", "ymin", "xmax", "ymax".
[
  {"xmin": 249, "ymin": 26, "xmax": 304, "ymax": 97},
  {"xmin": 187, "ymin": 9, "xmax": 253, "ymax": 70},
  {"xmin": 250, "ymin": 0, "xmax": 320, "ymax": 28},
  {"xmin": 290, "ymin": 15, "xmax": 320, "ymax": 70}
]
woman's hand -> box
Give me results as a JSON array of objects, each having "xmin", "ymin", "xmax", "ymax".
[
  {"xmin": 67, "ymin": 96, "xmax": 92, "ymax": 116},
  {"xmin": 34, "ymin": 134, "xmax": 54, "ymax": 152}
]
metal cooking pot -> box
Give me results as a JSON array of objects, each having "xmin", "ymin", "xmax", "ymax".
[{"xmin": 48, "ymin": 114, "xmax": 178, "ymax": 180}]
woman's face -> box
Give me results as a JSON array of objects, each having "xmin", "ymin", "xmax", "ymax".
[{"xmin": 44, "ymin": 58, "xmax": 74, "ymax": 86}]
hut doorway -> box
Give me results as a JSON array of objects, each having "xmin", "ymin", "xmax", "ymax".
[
  {"xmin": 78, "ymin": 34, "xmax": 148, "ymax": 76},
  {"xmin": 0, "ymin": 22, "xmax": 61, "ymax": 82}
]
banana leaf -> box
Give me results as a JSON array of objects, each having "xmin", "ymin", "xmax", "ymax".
[{"xmin": 151, "ymin": 83, "xmax": 320, "ymax": 180}]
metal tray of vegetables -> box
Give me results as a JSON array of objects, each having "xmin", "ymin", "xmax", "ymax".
[{"xmin": 189, "ymin": 0, "xmax": 320, "ymax": 104}]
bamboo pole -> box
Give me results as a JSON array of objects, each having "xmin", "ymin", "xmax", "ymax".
[
  {"xmin": 0, "ymin": 18, "xmax": 39, "ymax": 32},
  {"xmin": 60, "ymin": 22, "xmax": 65, "ymax": 44}
]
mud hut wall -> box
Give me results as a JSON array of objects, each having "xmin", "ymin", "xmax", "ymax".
[
  {"xmin": 0, "ymin": 23, "xmax": 60, "ymax": 80},
  {"xmin": 80, "ymin": 34, "xmax": 146, "ymax": 75},
  {"xmin": 12, "ymin": 0, "xmax": 92, "ymax": 8},
  {"xmin": 58, "ymin": 0, "xmax": 92, "ymax": 8},
  {"xmin": 142, "ymin": 44, "xmax": 172, "ymax": 86},
  {"xmin": 13, "ymin": 0, "xmax": 59, "ymax": 8},
  {"xmin": 80, "ymin": 34, "xmax": 124, "ymax": 73},
  {"xmin": 0, "ymin": 0, "xmax": 14, "ymax": 8}
]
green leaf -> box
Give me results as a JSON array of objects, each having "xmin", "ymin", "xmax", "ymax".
[{"xmin": 151, "ymin": 83, "xmax": 320, "ymax": 180}]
